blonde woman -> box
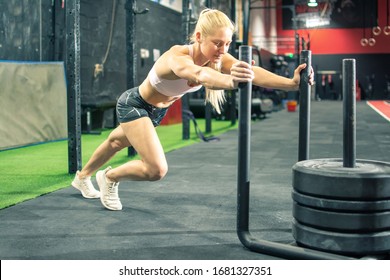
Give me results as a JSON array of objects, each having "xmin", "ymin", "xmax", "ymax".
[{"xmin": 72, "ymin": 9, "xmax": 314, "ymax": 211}]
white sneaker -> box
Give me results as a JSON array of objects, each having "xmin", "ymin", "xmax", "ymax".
[
  {"xmin": 71, "ymin": 171, "xmax": 100, "ymax": 199},
  {"xmin": 96, "ymin": 166, "xmax": 122, "ymax": 211}
]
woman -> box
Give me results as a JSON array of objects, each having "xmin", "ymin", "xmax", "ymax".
[{"xmin": 72, "ymin": 9, "xmax": 313, "ymax": 211}]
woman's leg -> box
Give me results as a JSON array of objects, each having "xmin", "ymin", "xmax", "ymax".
[
  {"xmin": 71, "ymin": 125, "xmax": 130, "ymax": 199},
  {"xmin": 105, "ymin": 117, "xmax": 168, "ymax": 182},
  {"xmin": 96, "ymin": 117, "xmax": 167, "ymax": 211},
  {"xmin": 78, "ymin": 125, "xmax": 131, "ymax": 178}
]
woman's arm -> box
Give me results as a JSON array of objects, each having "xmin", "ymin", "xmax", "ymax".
[
  {"xmin": 252, "ymin": 64, "xmax": 311, "ymax": 91},
  {"xmin": 223, "ymin": 52, "xmax": 313, "ymax": 91},
  {"xmin": 167, "ymin": 46, "xmax": 253, "ymax": 90}
]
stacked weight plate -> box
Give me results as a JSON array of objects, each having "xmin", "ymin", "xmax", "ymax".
[{"xmin": 292, "ymin": 158, "xmax": 390, "ymax": 256}]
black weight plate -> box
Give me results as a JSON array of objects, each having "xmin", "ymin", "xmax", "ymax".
[
  {"xmin": 293, "ymin": 202, "xmax": 390, "ymax": 232},
  {"xmin": 292, "ymin": 219, "xmax": 390, "ymax": 255},
  {"xmin": 292, "ymin": 158, "xmax": 390, "ymax": 200},
  {"xmin": 292, "ymin": 190, "xmax": 390, "ymax": 212}
]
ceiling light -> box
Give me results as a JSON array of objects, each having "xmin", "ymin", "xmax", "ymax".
[{"xmin": 308, "ymin": 0, "xmax": 318, "ymax": 7}]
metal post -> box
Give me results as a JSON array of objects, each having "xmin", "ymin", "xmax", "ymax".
[
  {"xmin": 237, "ymin": 46, "xmax": 253, "ymax": 238},
  {"xmin": 204, "ymin": 0, "xmax": 212, "ymax": 136},
  {"xmin": 229, "ymin": 0, "xmax": 237, "ymax": 126},
  {"xmin": 204, "ymin": 0, "xmax": 212, "ymax": 134},
  {"xmin": 342, "ymin": 59, "xmax": 356, "ymax": 168},
  {"xmin": 125, "ymin": 0, "xmax": 136, "ymax": 91},
  {"xmin": 181, "ymin": 0, "xmax": 191, "ymax": 140},
  {"xmin": 236, "ymin": 46, "xmax": 353, "ymax": 260},
  {"xmin": 242, "ymin": 0, "xmax": 250, "ymax": 45},
  {"xmin": 65, "ymin": 0, "xmax": 82, "ymax": 174},
  {"xmin": 125, "ymin": 0, "xmax": 137, "ymax": 157},
  {"xmin": 205, "ymin": 102, "xmax": 212, "ymax": 133},
  {"xmin": 295, "ymin": 32, "xmax": 300, "ymax": 68},
  {"xmin": 125, "ymin": 0, "xmax": 148, "ymax": 156},
  {"xmin": 298, "ymin": 50, "xmax": 311, "ymax": 161}
]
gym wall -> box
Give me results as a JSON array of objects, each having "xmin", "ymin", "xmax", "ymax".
[
  {"xmin": 312, "ymin": 54, "xmax": 390, "ymax": 100},
  {"xmin": 0, "ymin": 0, "xmax": 55, "ymax": 61},
  {"xmin": 275, "ymin": 0, "xmax": 390, "ymax": 100},
  {"xmin": 0, "ymin": 0, "xmax": 183, "ymax": 132},
  {"xmin": 64, "ymin": 0, "xmax": 183, "ymax": 128}
]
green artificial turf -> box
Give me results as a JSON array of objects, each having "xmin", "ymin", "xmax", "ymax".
[{"xmin": 0, "ymin": 119, "xmax": 237, "ymax": 209}]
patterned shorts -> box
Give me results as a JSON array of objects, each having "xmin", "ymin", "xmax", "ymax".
[{"xmin": 116, "ymin": 87, "xmax": 169, "ymax": 127}]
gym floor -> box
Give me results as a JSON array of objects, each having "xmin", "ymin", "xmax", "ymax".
[{"xmin": 0, "ymin": 100, "xmax": 389, "ymax": 260}]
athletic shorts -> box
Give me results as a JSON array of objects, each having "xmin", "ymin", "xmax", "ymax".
[{"xmin": 116, "ymin": 87, "xmax": 169, "ymax": 127}]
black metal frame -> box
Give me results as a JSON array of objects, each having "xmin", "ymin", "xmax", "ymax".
[
  {"xmin": 181, "ymin": 0, "xmax": 191, "ymax": 140},
  {"xmin": 343, "ymin": 59, "xmax": 356, "ymax": 168},
  {"xmin": 66, "ymin": 0, "xmax": 82, "ymax": 174},
  {"xmin": 298, "ymin": 50, "xmax": 311, "ymax": 161},
  {"xmin": 236, "ymin": 46, "xmax": 353, "ymax": 260},
  {"xmin": 125, "ymin": 0, "xmax": 148, "ymax": 157}
]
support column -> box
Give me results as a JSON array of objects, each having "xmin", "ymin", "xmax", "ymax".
[
  {"xmin": 181, "ymin": 0, "xmax": 191, "ymax": 140},
  {"xmin": 65, "ymin": 0, "xmax": 82, "ymax": 174},
  {"xmin": 125, "ymin": 0, "xmax": 148, "ymax": 156},
  {"xmin": 229, "ymin": 0, "xmax": 237, "ymax": 125}
]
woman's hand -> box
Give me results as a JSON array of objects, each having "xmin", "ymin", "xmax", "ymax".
[
  {"xmin": 291, "ymin": 63, "xmax": 315, "ymax": 90},
  {"xmin": 230, "ymin": 61, "xmax": 254, "ymax": 88}
]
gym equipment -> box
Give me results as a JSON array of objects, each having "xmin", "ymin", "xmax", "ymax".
[
  {"xmin": 292, "ymin": 59, "xmax": 390, "ymax": 256},
  {"xmin": 384, "ymin": 0, "xmax": 390, "ymax": 35},
  {"xmin": 298, "ymin": 50, "xmax": 311, "ymax": 161},
  {"xmin": 181, "ymin": 0, "xmax": 191, "ymax": 140},
  {"xmin": 360, "ymin": 1, "xmax": 369, "ymax": 47},
  {"xmin": 126, "ymin": 0, "xmax": 148, "ymax": 157},
  {"xmin": 236, "ymin": 46, "xmax": 352, "ymax": 260},
  {"xmin": 182, "ymin": 110, "xmax": 220, "ymax": 142},
  {"xmin": 237, "ymin": 47, "xmax": 390, "ymax": 259},
  {"xmin": 65, "ymin": 0, "xmax": 82, "ymax": 173}
]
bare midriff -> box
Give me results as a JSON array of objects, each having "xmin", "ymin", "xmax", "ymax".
[{"xmin": 139, "ymin": 79, "xmax": 182, "ymax": 108}]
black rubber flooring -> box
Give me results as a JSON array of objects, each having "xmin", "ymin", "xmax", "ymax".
[{"xmin": 0, "ymin": 100, "xmax": 389, "ymax": 260}]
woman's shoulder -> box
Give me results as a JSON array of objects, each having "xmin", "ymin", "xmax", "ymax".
[
  {"xmin": 155, "ymin": 45, "xmax": 189, "ymax": 65},
  {"xmin": 153, "ymin": 45, "xmax": 192, "ymax": 78},
  {"xmin": 167, "ymin": 44, "xmax": 190, "ymax": 55},
  {"xmin": 157, "ymin": 45, "xmax": 192, "ymax": 66}
]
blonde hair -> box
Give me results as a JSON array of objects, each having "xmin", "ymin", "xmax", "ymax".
[{"xmin": 189, "ymin": 9, "xmax": 235, "ymax": 115}]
